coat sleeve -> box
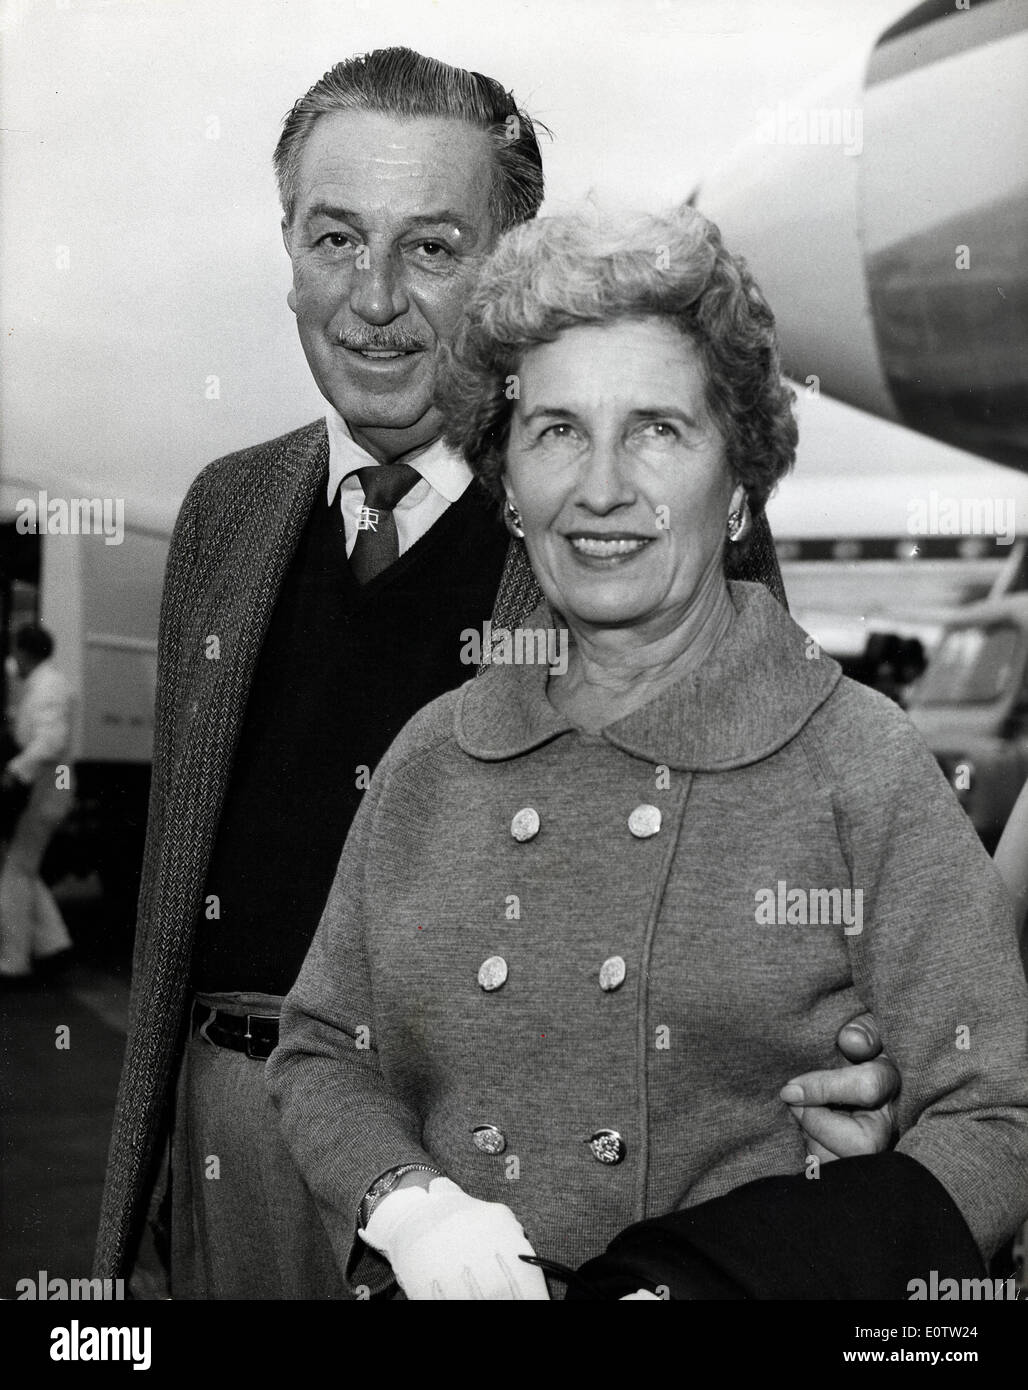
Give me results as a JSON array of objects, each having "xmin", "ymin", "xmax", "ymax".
[
  {"xmin": 7, "ymin": 677, "xmax": 72, "ymax": 783},
  {"xmin": 837, "ymin": 695, "xmax": 1028, "ymax": 1260},
  {"xmin": 573, "ymin": 695, "xmax": 1028, "ymax": 1300},
  {"xmin": 265, "ymin": 741, "xmax": 440, "ymax": 1295}
]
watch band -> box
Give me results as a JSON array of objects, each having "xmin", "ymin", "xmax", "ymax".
[{"xmin": 360, "ymin": 1163, "xmax": 442, "ymax": 1228}]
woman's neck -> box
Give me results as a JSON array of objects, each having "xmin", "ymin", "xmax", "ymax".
[{"xmin": 548, "ymin": 575, "xmax": 736, "ymax": 733}]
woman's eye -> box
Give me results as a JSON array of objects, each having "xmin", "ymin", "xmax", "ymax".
[
  {"xmin": 541, "ymin": 423, "xmax": 577, "ymax": 440},
  {"xmin": 639, "ymin": 421, "xmax": 679, "ymax": 441}
]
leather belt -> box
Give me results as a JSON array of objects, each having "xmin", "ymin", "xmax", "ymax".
[{"xmin": 191, "ymin": 1000, "xmax": 280, "ymax": 1060}]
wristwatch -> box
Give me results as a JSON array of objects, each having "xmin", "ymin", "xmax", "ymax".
[{"xmin": 359, "ymin": 1163, "xmax": 442, "ymax": 1228}]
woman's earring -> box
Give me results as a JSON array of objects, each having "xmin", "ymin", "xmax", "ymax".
[
  {"xmin": 727, "ymin": 500, "xmax": 751, "ymax": 544},
  {"xmin": 504, "ymin": 499, "xmax": 525, "ymax": 539}
]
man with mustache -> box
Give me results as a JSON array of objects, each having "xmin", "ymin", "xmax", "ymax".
[{"xmin": 94, "ymin": 48, "xmax": 895, "ymax": 1300}]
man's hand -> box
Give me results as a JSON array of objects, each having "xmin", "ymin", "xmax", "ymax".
[
  {"xmin": 360, "ymin": 1175, "xmax": 550, "ymax": 1300},
  {"xmin": 780, "ymin": 1011, "xmax": 898, "ymax": 1163}
]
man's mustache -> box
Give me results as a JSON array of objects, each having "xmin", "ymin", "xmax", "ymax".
[{"xmin": 335, "ymin": 328, "xmax": 429, "ymax": 351}]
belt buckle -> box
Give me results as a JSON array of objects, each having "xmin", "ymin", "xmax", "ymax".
[{"xmin": 244, "ymin": 1013, "xmax": 278, "ymax": 1060}]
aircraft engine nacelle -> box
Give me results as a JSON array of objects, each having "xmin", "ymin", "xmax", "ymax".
[{"xmin": 696, "ymin": 0, "xmax": 1027, "ymax": 472}]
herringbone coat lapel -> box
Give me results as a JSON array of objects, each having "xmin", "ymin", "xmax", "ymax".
[{"xmin": 159, "ymin": 422, "xmax": 329, "ymax": 913}]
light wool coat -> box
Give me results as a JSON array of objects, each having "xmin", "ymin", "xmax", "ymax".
[{"xmin": 268, "ymin": 581, "xmax": 1028, "ymax": 1289}]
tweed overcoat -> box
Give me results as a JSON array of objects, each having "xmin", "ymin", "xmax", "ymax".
[
  {"xmin": 92, "ymin": 421, "xmax": 326, "ymax": 1277},
  {"xmin": 267, "ymin": 582, "xmax": 1028, "ymax": 1292}
]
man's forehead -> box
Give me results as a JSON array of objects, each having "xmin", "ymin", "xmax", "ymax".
[{"xmin": 294, "ymin": 110, "xmax": 495, "ymax": 220}]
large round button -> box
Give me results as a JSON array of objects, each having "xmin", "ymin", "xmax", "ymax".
[
  {"xmin": 588, "ymin": 1129, "xmax": 626, "ymax": 1165},
  {"xmin": 628, "ymin": 804, "xmax": 662, "ymax": 838},
  {"xmin": 599, "ymin": 956, "xmax": 626, "ymax": 992},
  {"xmin": 471, "ymin": 1124, "xmax": 507, "ymax": 1155},
  {"xmin": 510, "ymin": 807, "xmax": 540, "ymax": 842},
  {"xmin": 478, "ymin": 955, "xmax": 508, "ymax": 991}
]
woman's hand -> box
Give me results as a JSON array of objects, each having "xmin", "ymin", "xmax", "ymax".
[{"xmin": 359, "ymin": 1176, "xmax": 550, "ymax": 1299}]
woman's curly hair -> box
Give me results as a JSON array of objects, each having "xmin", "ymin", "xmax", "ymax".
[{"xmin": 436, "ymin": 203, "xmax": 797, "ymax": 530}]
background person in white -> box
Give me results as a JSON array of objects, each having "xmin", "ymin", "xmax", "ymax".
[{"xmin": 0, "ymin": 625, "xmax": 75, "ymax": 981}]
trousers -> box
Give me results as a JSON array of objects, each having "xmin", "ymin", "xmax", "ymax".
[
  {"xmin": 168, "ymin": 990, "xmax": 353, "ymax": 1300},
  {"xmin": 0, "ymin": 781, "xmax": 72, "ymax": 976}
]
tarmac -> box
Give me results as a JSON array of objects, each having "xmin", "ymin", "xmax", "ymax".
[{"xmin": 0, "ymin": 884, "xmax": 130, "ymax": 1300}]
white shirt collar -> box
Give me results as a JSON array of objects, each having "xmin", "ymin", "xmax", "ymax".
[{"xmin": 325, "ymin": 407, "xmax": 472, "ymax": 506}]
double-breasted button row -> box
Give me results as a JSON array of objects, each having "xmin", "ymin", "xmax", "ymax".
[
  {"xmin": 476, "ymin": 954, "xmax": 627, "ymax": 993},
  {"xmin": 510, "ymin": 804, "xmax": 662, "ymax": 841},
  {"xmin": 469, "ymin": 1124, "xmax": 626, "ymax": 1165}
]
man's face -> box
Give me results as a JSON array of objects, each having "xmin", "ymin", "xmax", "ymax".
[{"xmin": 283, "ymin": 111, "xmax": 497, "ymax": 458}]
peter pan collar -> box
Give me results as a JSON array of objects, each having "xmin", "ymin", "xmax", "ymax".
[{"xmin": 454, "ymin": 581, "xmax": 842, "ymax": 772}]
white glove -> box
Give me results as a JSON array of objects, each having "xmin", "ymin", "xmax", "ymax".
[
  {"xmin": 620, "ymin": 1289, "xmax": 662, "ymax": 1300},
  {"xmin": 360, "ymin": 1175, "xmax": 550, "ymax": 1300}
]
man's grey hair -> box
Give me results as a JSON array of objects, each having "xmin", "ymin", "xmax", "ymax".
[{"xmin": 274, "ymin": 47, "xmax": 546, "ymax": 233}]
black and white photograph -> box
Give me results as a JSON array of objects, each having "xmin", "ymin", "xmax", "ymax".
[{"xmin": 1, "ymin": 0, "xmax": 1026, "ymax": 1363}]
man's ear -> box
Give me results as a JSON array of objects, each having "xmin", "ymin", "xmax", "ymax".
[{"xmin": 281, "ymin": 219, "xmax": 299, "ymax": 315}]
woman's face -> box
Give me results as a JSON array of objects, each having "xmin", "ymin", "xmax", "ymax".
[{"xmin": 505, "ymin": 317, "xmax": 743, "ymax": 636}]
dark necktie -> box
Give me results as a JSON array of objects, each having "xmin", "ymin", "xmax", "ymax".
[{"xmin": 348, "ymin": 463, "xmax": 421, "ymax": 584}]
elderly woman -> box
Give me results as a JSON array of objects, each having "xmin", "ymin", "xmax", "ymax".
[{"xmin": 266, "ymin": 207, "xmax": 1028, "ymax": 1300}]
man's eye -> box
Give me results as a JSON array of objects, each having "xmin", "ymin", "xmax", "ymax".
[
  {"xmin": 317, "ymin": 233, "xmax": 356, "ymax": 250},
  {"xmin": 414, "ymin": 241, "xmax": 452, "ymax": 259}
]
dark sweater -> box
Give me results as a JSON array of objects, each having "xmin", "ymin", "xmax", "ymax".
[{"xmin": 192, "ymin": 476, "xmax": 508, "ymax": 995}]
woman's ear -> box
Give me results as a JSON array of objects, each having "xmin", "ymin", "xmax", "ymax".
[
  {"xmin": 727, "ymin": 484, "xmax": 752, "ymax": 546},
  {"xmin": 501, "ymin": 483, "xmax": 526, "ymax": 540}
]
